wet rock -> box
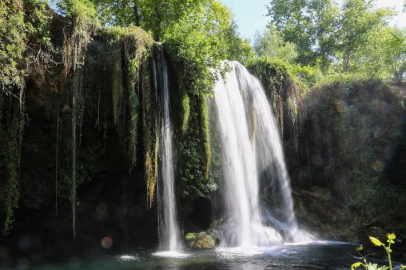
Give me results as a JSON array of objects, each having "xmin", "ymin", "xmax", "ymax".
[{"xmin": 185, "ymin": 232, "xmax": 217, "ymax": 249}]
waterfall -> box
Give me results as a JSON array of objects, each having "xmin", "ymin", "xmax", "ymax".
[
  {"xmin": 153, "ymin": 44, "xmax": 181, "ymax": 252},
  {"xmin": 213, "ymin": 61, "xmax": 304, "ymax": 247}
]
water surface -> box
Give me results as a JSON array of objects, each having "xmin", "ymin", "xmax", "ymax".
[{"xmin": 25, "ymin": 241, "xmax": 375, "ymax": 270}]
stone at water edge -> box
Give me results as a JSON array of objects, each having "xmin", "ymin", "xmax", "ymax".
[{"xmin": 185, "ymin": 232, "xmax": 218, "ymax": 249}]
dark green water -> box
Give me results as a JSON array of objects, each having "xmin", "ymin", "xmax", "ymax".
[{"xmin": 8, "ymin": 241, "xmax": 396, "ymax": 270}]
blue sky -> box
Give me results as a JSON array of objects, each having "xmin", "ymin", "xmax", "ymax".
[
  {"xmin": 219, "ymin": 0, "xmax": 270, "ymax": 42},
  {"xmin": 219, "ymin": 0, "xmax": 406, "ymax": 42}
]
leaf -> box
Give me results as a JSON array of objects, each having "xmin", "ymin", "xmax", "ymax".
[
  {"xmin": 351, "ymin": 262, "xmax": 363, "ymax": 270},
  {"xmin": 366, "ymin": 263, "xmax": 378, "ymax": 270},
  {"xmin": 369, "ymin": 236, "xmax": 383, "ymax": 247}
]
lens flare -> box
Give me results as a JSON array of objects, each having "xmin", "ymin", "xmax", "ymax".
[
  {"xmin": 101, "ymin": 237, "xmax": 113, "ymax": 249},
  {"xmin": 372, "ymin": 160, "xmax": 385, "ymax": 172}
]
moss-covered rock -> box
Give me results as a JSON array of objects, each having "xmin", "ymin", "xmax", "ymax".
[{"xmin": 185, "ymin": 232, "xmax": 218, "ymax": 249}]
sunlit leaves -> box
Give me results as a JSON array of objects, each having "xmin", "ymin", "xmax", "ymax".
[
  {"xmin": 370, "ymin": 236, "xmax": 384, "ymax": 246},
  {"xmin": 0, "ymin": 0, "xmax": 26, "ymax": 91},
  {"xmin": 351, "ymin": 262, "xmax": 363, "ymax": 270},
  {"xmin": 254, "ymin": 25, "xmax": 298, "ymax": 64}
]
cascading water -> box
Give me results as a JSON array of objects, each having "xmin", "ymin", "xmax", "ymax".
[
  {"xmin": 154, "ymin": 44, "xmax": 181, "ymax": 252},
  {"xmin": 213, "ymin": 61, "xmax": 308, "ymax": 247}
]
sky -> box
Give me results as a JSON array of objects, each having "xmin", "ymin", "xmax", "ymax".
[{"xmin": 219, "ymin": 0, "xmax": 406, "ymax": 42}]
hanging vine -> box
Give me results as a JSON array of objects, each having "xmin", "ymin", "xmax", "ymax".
[
  {"xmin": 141, "ymin": 54, "xmax": 159, "ymax": 208},
  {"xmin": 60, "ymin": 0, "xmax": 99, "ymax": 239}
]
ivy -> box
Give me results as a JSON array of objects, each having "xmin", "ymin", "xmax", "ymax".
[{"xmin": 0, "ymin": 0, "xmax": 26, "ymax": 93}]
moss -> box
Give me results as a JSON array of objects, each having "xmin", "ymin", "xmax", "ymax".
[
  {"xmin": 181, "ymin": 92, "xmax": 190, "ymax": 135},
  {"xmin": 199, "ymin": 96, "xmax": 211, "ymax": 178},
  {"xmin": 248, "ymin": 58, "xmax": 304, "ymax": 151},
  {"xmin": 141, "ymin": 54, "xmax": 159, "ymax": 207},
  {"xmin": 111, "ymin": 44, "xmax": 124, "ymax": 129},
  {"xmin": 186, "ymin": 232, "xmax": 216, "ymax": 249},
  {"xmin": 1, "ymin": 98, "xmax": 23, "ymax": 235},
  {"xmin": 122, "ymin": 29, "xmax": 152, "ymax": 169},
  {"xmin": 185, "ymin": 232, "xmax": 196, "ymax": 241},
  {"xmin": 178, "ymin": 96, "xmax": 218, "ymax": 198},
  {"xmin": 305, "ymin": 80, "xmax": 405, "ymax": 221}
]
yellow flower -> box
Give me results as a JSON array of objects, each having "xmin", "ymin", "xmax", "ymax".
[{"xmin": 387, "ymin": 233, "xmax": 396, "ymax": 244}]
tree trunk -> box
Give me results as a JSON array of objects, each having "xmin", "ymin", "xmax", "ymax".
[{"xmin": 134, "ymin": 0, "xmax": 140, "ymax": 26}]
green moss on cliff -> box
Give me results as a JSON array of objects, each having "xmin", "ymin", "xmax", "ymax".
[{"xmin": 199, "ymin": 96, "xmax": 211, "ymax": 179}]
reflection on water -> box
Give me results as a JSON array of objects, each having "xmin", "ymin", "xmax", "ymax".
[
  {"xmin": 21, "ymin": 242, "xmax": 377, "ymax": 270},
  {"xmin": 11, "ymin": 241, "xmax": 405, "ymax": 270}
]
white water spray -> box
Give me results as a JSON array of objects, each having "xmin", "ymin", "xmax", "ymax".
[
  {"xmin": 154, "ymin": 45, "xmax": 181, "ymax": 252},
  {"xmin": 213, "ymin": 61, "xmax": 308, "ymax": 247}
]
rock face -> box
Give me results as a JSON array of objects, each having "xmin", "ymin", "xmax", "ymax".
[{"xmin": 185, "ymin": 232, "xmax": 219, "ymax": 249}]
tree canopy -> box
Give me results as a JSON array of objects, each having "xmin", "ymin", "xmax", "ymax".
[{"xmin": 265, "ymin": 0, "xmax": 405, "ymax": 83}]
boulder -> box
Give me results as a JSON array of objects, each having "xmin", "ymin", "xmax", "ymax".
[{"xmin": 185, "ymin": 232, "xmax": 217, "ymax": 249}]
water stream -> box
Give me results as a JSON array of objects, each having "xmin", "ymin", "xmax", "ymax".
[
  {"xmin": 154, "ymin": 44, "xmax": 181, "ymax": 252},
  {"xmin": 213, "ymin": 61, "xmax": 309, "ymax": 247}
]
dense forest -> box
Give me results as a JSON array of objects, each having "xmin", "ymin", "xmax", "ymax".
[{"xmin": 1, "ymin": 0, "xmax": 406, "ymax": 267}]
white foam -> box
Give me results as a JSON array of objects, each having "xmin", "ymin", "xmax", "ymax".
[
  {"xmin": 117, "ymin": 255, "xmax": 138, "ymax": 262},
  {"xmin": 152, "ymin": 251, "xmax": 190, "ymax": 258}
]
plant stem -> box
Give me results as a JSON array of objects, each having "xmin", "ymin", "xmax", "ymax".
[{"xmin": 386, "ymin": 244, "xmax": 392, "ymax": 270}]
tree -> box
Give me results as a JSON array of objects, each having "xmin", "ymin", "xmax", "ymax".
[
  {"xmin": 337, "ymin": 0, "xmax": 394, "ymax": 72},
  {"xmin": 385, "ymin": 28, "xmax": 406, "ymax": 83},
  {"xmin": 254, "ymin": 25, "xmax": 298, "ymax": 64},
  {"xmin": 349, "ymin": 26, "xmax": 406, "ymax": 82},
  {"xmin": 266, "ymin": 0, "xmax": 315, "ymax": 65},
  {"xmin": 164, "ymin": 0, "xmax": 240, "ymax": 94},
  {"xmin": 90, "ymin": 0, "xmax": 204, "ymax": 40},
  {"xmin": 266, "ymin": 0, "xmax": 339, "ymax": 68},
  {"xmin": 88, "ymin": 0, "xmax": 254, "ymax": 64},
  {"xmin": 224, "ymin": 20, "xmax": 255, "ymax": 65}
]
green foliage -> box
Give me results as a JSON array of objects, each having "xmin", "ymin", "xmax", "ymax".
[
  {"xmin": 249, "ymin": 57, "xmax": 306, "ymax": 135},
  {"xmin": 224, "ymin": 20, "xmax": 255, "ymax": 65},
  {"xmin": 1, "ymin": 112, "xmax": 22, "ymax": 235},
  {"xmin": 92, "ymin": 0, "xmax": 203, "ymax": 40},
  {"xmin": 0, "ymin": 0, "xmax": 51, "ymax": 234},
  {"xmin": 351, "ymin": 233, "xmax": 406, "ymax": 270},
  {"xmin": 141, "ymin": 54, "xmax": 159, "ymax": 207},
  {"xmin": 122, "ymin": 27, "xmax": 152, "ymax": 168},
  {"xmin": 24, "ymin": 0, "xmax": 52, "ymax": 46},
  {"xmin": 185, "ymin": 232, "xmax": 196, "ymax": 241},
  {"xmin": 181, "ymin": 92, "xmax": 190, "ymax": 135},
  {"xmin": 163, "ymin": 0, "xmax": 234, "ymax": 96},
  {"xmin": 338, "ymin": 0, "xmax": 394, "ymax": 72},
  {"xmin": 254, "ymin": 25, "xmax": 298, "ymax": 64},
  {"xmin": 199, "ymin": 96, "xmax": 211, "ymax": 178},
  {"xmin": 179, "ymin": 97, "xmax": 217, "ymax": 198},
  {"xmin": 266, "ymin": 0, "xmax": 403, "ymax": 82},
  {"xmin": 0, "ymin": 0, "xmax": 26, "ymax": 92},
  {"xmin": 352, "ymin": 26, "xmax": 406, "ymax": 83},
  {"xmin": 105, "ymin": 26, "xmax": 153, "ymax": 165},
  {"xmin": 267, "ymin": 0, "xmax": 339, "ymax": 66},
  {"xmin": 305, "ymin": 79, "xmax": 405, "ymax": 218},
  {"xmin": 58, "ymin": 0, "xmax": 99, "ymax": 28}
]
